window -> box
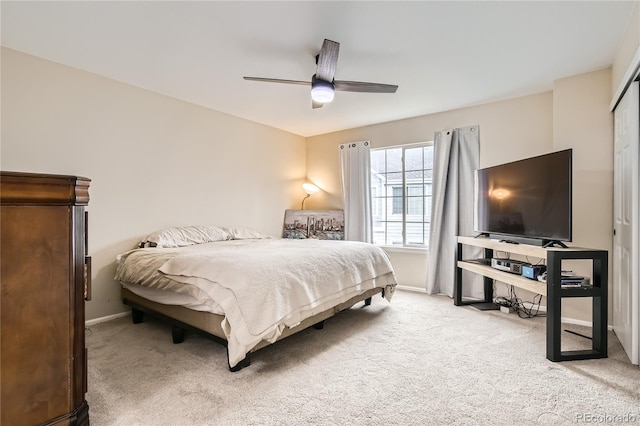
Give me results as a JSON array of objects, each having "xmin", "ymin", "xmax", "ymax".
[
  {"xmin": 392, "ymin": 187, "xmax": 403, "ymax": 214},
  {"xmin": 371, "ymin": 143, "xmax": 433, "ymax": 248}
]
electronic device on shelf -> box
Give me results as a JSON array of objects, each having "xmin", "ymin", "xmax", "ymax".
[
  {"xmin": 474, "ymin": 149, "xmax": 572, "ymax": 248},
  {"xmin": 522, "ymin": 264, "xmax": 546, "ymax": 280},
  {"xmin": 491, "ymin": 258, "xmax": 527, "ymax": 274},
  {"xmin": 536, "ymin": 271, "xmax": 591, "ymax": 287}
]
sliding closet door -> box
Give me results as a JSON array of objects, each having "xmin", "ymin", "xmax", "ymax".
[{"xmin": 613, "ymin": 80, "xmax": 639, "ymax": 365}]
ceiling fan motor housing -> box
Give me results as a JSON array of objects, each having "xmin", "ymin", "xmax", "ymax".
[{"xmin": 311, "ymin": 74, "xmax": 335, "ymax": 103}]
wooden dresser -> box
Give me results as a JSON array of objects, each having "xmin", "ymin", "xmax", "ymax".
[{"xmin": 1, "ymin": 172, "xmax": 90, "ymax": 425}]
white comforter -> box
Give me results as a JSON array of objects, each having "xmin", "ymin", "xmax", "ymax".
[{"xmin": 115, "ymin": 238, "xmax": 397, "ymax": 367}]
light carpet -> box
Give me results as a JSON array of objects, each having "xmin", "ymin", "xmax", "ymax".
[{"xmin": 86, "ymin": 289, "xmax": 639, "ymax": 425}]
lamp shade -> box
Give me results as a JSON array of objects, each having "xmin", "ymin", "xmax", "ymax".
[
  {"xmin": 302, "ymin": 183, "xmax": 320, "ymax": 194},
  {"xmin": 311, "ymin": 76, "xmax": 335, "ymax": 103}
]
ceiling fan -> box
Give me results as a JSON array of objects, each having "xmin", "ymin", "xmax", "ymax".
[{"xmin": 243, "ymin": 39, "xmax": 398, "ymax": 109}]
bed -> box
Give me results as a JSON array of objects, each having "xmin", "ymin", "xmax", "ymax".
[{"xmin": 115, "ymin": 225, "xmax": 397, "ymax": 371}]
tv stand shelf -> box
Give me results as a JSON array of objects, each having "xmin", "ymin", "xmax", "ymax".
[{"xmin": 456, "ymin": 236, "xmax": 608, "ymax": 362}]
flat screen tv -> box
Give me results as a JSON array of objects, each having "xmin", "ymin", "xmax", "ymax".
[{"xmin": 474, "ymin": 149, "xmax": 572, "ymax": 247}]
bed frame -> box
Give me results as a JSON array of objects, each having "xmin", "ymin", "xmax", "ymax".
[{"xmin": 121, "ymin": 286, "xmax": 383, "ymax": 371}]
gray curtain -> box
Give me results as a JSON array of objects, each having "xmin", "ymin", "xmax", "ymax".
[{"xmin": 426, "ymin": 125, "xmax": 483, "ymax": 298}]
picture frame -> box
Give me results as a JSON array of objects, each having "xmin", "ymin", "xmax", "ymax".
[{"xmin": 283, "ymin": 209, "xmax": 345, "ymax": 240}]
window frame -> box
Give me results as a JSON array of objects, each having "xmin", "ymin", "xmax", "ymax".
[{"xmin": 370, "ymin": 141, "xmax": 434, "ymax": 249}]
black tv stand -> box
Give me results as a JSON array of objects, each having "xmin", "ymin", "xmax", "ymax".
[
  {"xmin": 470, "ymin": 302, "xmax": 500, "ymax": 311},
  {"xmin": 455, "ymin": 236, "xmax": 607, "ymax": 362}
]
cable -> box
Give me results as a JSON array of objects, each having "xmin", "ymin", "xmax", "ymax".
[
  {"xmin": 493, "ymin": 284, "xmax": 545, "ymax": 318},
  {"xmin": 525, "ymin": 256, "xmax": 546, "ymax": 267},
  {"xmin": 508, "ymin": 286, "xmax": 544, "ymax": 318}
]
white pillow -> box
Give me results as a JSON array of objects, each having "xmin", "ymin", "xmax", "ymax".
[
  {"xmin": 223, "ymin": 227, "xmax": 271, "ymax": 240},
  {"xmin": 139, "ymin": 225, "xmax": 230, "ymax": 248}
]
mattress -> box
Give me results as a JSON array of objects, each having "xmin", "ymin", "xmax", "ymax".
[{"xmin": 115, "ymin": 238, "xmax": 397, "ymax": 367}]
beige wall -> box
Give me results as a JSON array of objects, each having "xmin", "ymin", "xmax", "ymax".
[
  {"xmin": 306, "ymin": 70, "xmax": 615, "ymax": 324},
  {"xmin": 553, "ymin": 68, "xmax": 614, "ymax": 323},
  {"xmin": 306, "ymin": 92, "xmax": 553, "ymax": 211},
  {"xmin": 306, "ymin": 92, "xmax": 554, "ymax": 290},
  {"xmin": 612, "ymin": 0, "xmax": 640, "ymax": 100},
  {"xmin": 1, "ymin": 48, "xmax": 307, "ymax": 320},
  {"xmin": 0, "ymin": 46, "xmax": 618, "ymax": 324},
  {"xmin": 554, "ymin": 68, "xmax": 613, "ymax": 251}
]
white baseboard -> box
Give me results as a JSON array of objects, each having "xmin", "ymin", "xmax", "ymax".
[
  {"xmin": 86, "ymin": 311, "xmax": 130, "ymax": 326},
  {"xmin": 396, "ymin": 284, "xmax": 426, "ymax": 293},
  {"xmin": 514, "ymin": 305, "xmax": 613, "ymax": 331},
  {"xmin": 560, "ymin": 315, "xmax": 614, "ymax": 331}
]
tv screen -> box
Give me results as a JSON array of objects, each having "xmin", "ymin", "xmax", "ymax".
[{"xmin": 475, "ymin": 149, "xmax": 572, "ymax": 246}]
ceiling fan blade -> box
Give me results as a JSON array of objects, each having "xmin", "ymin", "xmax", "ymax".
[
  {"xmin": 315, "ymin": 39, "xmax": 339, "ymax": 82},
  {"xmin": 245, "ymin": 39, "xmax": 397, "ymax": 108},
  {"xmin": 334, "ymin": 80, "xmax": 398, "ymax": 93},
  {"xmin": 243, "ymin": 77, "xmax": 310, "ymax": 86}
]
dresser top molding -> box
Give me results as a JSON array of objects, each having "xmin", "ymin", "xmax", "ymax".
[{"xmin": 1, "ymin": 171, "xmax": 91, "ymax": 206}]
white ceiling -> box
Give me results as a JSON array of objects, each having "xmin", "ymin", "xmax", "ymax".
[{"xmin": 1, "ymin": 1, "xmax": 635, "ymax": 137}]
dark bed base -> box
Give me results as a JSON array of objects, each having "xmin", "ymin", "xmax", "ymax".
[
  {"xmin": 126, "ymin": 300, "xmax": 245, "ymax": 369},
  {"xmin": 123, "ymin": 293, "xmax": 375, "ymax": 372}
]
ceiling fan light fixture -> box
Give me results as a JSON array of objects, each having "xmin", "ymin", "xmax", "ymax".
[{"xmin": 311, "ymin": 75, "xmax": 335, "ymax": 103}]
